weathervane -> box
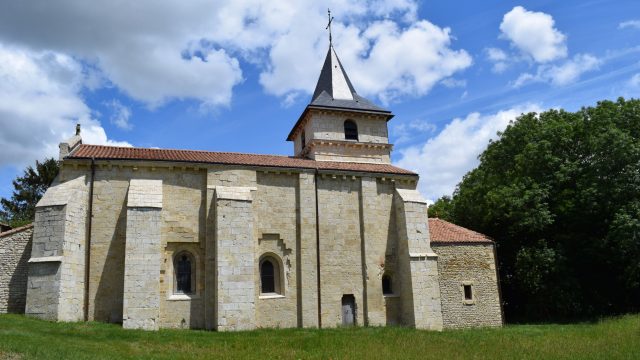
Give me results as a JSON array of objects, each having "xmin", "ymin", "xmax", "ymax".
[{"xmin": 326, "ymin": 8, "xmax": 334, "ymax": 46}]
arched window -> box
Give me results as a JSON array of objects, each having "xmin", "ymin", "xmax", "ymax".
[
  {"xmin": 174, "ymin": 251, "xmax": 195, "ymax": 294},
  {"xmin": 382, "ymin": 273, "xmax": 393, "ymax": 295},
  {"xmin": 344, "ymin": 120, "xmax": 358, "ymax": 141},
  {"xmin": 260, "ymin": 255, "xmax": 282, "ymax": 295}
]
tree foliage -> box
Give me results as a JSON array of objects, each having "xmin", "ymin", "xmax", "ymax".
[
  {"xmin": 440, "ymin": 98, "xmax": 640, "ymax": 322},
  {"xmin": 0, "ymin": 158, "xmax": 59, "ymax": 227}
]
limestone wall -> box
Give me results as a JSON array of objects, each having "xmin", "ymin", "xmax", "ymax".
[
  {"xmin": 394, "ymin": 189, "xmax": 443, "ymax": 330},
  {"xmin": 306, "ymin": 112, "xmax": 389, "ymax": 144},
  {"xmin": 87, "ymin": 166, "xmax": 206, "ymax": 325},
  {"xmin": 310, "ymin": 144, "xmax": 391, "ymax": 164},
  {"xmin": 432, "ymin": 243, "xmax": 502, "ymax": 329},
  {"xmin": 26, "ymin": 175, "xmax": 88, "ymax": 322},
  {"xmin": 215, "ymin": 186, "xmax": 256, "ymax": 331},
  {"xmin": 122, "ymin": 179, "xmax": 163, "ymax": 330},
  {"xmin": 254, "ymin": 172, "xmax": 298, "ymax": 328},
  {"xmin": 360, "ymin": 178, "xmax": 398, "ymax": 326},
  {"xmin": 317, "ymin": 176, "xmax": 365, "ymax": 327},
  {"xmin": 0, "ymin": 225, "xmax": 33, "ymax": 313}
]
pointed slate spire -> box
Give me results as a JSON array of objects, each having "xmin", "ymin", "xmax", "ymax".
[
  {"xmin": 308, "ymin": 45, "xmax": 390, "ymax": 114},
  {"xmin": 312, "ymin": 46, "xmax": 356, "ymax": 101}
]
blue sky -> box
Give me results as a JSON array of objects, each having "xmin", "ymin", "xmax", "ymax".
[{"xmin": 0, "ymin": 0, "xmax": 639, "ymax": 202}]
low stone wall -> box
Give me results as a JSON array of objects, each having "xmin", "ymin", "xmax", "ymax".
[
  {"xmin": 0, "ymin": 224, "xmax": 33, "ymax": 313},
  {"xmin": 432, "ymin": 243, "xmax": 503, "ymax": 329}
]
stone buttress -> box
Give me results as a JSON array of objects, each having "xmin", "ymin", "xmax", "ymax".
[
  {"xmin": 213, "ymin": 185, "xmax": 256, "ymax": 331},
  {"xmin": 394, "ymin": 188, "xmax": 443, "ymax": 330},
  {"xmin": 25, "ymin": 175, "xmax": 89, "ymax": 321},
  {"xmin": 122, "ymin": 179, "xmax": 163, "ymax": 330}
]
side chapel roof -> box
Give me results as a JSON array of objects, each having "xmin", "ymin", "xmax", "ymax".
[{"xmin": 428, "ymin": 218, "xmax": 493, "ymax": 244}]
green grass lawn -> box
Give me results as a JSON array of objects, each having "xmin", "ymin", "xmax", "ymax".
[{"xmin": 0, "ymin": 314, "xmax": 639, "ymax": 359}]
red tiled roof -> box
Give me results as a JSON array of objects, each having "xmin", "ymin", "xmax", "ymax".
[
  {"xmin": 0, "ymin": 223, "xmax": 33, "ymax": 238},
  {"xmin": 429, "ymin": 218, "xmax": 493, "ymax": 244},
  {"xmin": 69, "ymin": 144, "xmax": 416, "ymax": 176}
]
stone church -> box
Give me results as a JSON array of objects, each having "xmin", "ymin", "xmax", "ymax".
[{"xmin": 1, "ymin": 45, "xmax": 503, "ymax": 331}]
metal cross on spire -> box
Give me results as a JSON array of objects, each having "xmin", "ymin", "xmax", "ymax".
[{"xmin": 326, "ymin": 8, "xmax": 334, "ymax": 46}]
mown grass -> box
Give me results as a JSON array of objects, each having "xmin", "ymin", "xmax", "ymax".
[{"xmin": 0, "ymin": 314, "xmax": 639, "ymax": 359}]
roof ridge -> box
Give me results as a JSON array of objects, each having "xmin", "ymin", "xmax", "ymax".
[{"xmin": 79, "ymin": 144, "xmax": 299, "ymax": 159}]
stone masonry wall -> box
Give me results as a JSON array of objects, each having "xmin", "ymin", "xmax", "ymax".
[
  {"xmin": 0, "ymin": 225, "xmax": 33, "ymax": 313},
  {"xmin": 317, "ymin": 176, "xmax": 364, "ymax": 327},
  {"xmin": 297, "ymin": 172, "xmax": 318, "ymax": 328},
  {"xmin": 254, "ymin": 172, "xmax": 298, "ymax": 328},
  {"xmin": 360, "ymin": 178, "xmax": 398, "ymax": 326},
  {"xmin": 123, "ymin": 179, "xmax": 163, "ymax": 330},
  {"xmin": 215, "ymin": 186, "xmax": 256, "ymax": 331},
  {"xmin": 394, "ymin": 189, "xmax": 443, "ymax": 330},
  {"xmin": 26, "ymin": 175, "xmax": 88, "ymax": 322},
  {"xmin": 432, "ymin": 243, "xmax": 503, "ymax": 329}
]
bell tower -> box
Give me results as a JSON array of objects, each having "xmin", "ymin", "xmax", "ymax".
[{"xmin": 287, "ymin": 44, "xmax": 394, "ymax": 164}]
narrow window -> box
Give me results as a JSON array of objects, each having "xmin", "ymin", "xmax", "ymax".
[
  {"xmin": 344, "ymin": 120, "xmax": 358, "ymax": 141},
  {"xmin": 175, "ymin": 252, "xmax": 194, "ymax": 294},
  {"xmin": 261, "ymin": 259, "xmax": 276, "ymax": 293},
  {"xmin": 382, "ymin": 274, "xmax": 393, "ymax": 295},
  {"xmin": 464, "ymin": 284, "xmax": 473, "ymax": 300},
  {"xmin": 301, "ymin": 131, "xmax": 306, "ymax": 149}
]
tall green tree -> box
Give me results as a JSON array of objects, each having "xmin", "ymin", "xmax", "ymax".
[
  {"xmin": 445, "ymin": 98, "xmax": 640, "ymax": 322},
  {"xmin": 0, "ymin": 158, "xmax": 59, "ymax": 227}
]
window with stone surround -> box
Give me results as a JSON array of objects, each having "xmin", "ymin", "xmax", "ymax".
[
  {"xmin": 344, "ymin": 120, "xmax": 358, "ymax": 141},
  {"xmin": 174, "ymin": 251, "xmax": 195, "ymax": 295},
  {"xmin": 259, "ymin": 254, "xmax": 282, "ymax": 295},
  {"xmin": 462, "ymin": 282, "xmax": 475, "ymax": 305}
]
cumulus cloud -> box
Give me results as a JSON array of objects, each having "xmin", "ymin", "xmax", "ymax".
[
  {"xmin": 485, "ymin": 47, "xmax": 509, "ymax": 73},
  {"xmin": 0, "ymin": 1, "xmax": 470, "ymax": 108},
  {"xmin": 500, "ymin": 6, "xmax": 567, "ymax": 63},
  {"xmin": 619, "ymin": 20, "xmax": 640, "ymax": 30},
  {"xmin": 260, "ymin": 17, "xmax": 472, "ymax": 104},
  {"xmin": 395, "ymin": 104, "xmax": 542, "ymax": 201},
  {"xmin": 105, "ymin": 100, "xmax": 133, "ymax": 130},
  {"xmin": 514, "ymin": 54, "xmax": 600, "ymax": 87},
  {"xmin": 0, "ymin": 44, "xmax": 129, "ymax": 168}
]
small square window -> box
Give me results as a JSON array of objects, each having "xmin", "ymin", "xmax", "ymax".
[{"xmin": 463, "ymin": 284, "xmax": 473, "ymax": 300}]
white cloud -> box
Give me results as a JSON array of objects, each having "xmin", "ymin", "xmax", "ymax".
[
  {"xmin": 500, "ymin": 6, "xmax": 567, "ymax": 63},
  {"xmin": 0, "ymin": 1, "xmax": 467, "ymax": 108},
  {"xmin": 105, "ymin": 100, "xmax": 133, "ymax": 130},
  {"xmin": 0, "ymin": 1, "xmax": 244, "ymax": 108},
  {"xmin": 619, "ymin": 20, "xmax": 640, "ymax": 30},
  {"xmin": 514, "ymin": 54, "xmax": 600, "ymax": 87},
  {"xmin": 260, "ymin": 18, "xmax": 472, "ymax": 104},
  {"xmin": 0, "ymin": 44, "xmax": 129, "ymax": 168},
  {"xmin": 395, "ymin": 104, "xmax": 542, "ymax": 201},
  {"xmin": 391, "ymin": 120, "xmax": 437, "ymax": 145},
  {"xmin": 485, "ymin": 47, "xmax": 509, "ymax": 73}
]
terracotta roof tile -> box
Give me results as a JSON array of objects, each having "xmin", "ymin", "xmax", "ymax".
[
  {"xmin": 429, "ymin": 218, "xmax": 493, "ymax": 244},
  {"xmin": 0, "ymin": 223, "xmax": 33, "ymax": 238},
  {"xmin": 69, "ymin": 144, "xmax": 416, "ymax": 176}
]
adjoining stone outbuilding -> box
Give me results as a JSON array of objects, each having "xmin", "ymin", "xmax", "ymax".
[
  {"xmin": 1, "ymin": 44, "xmax": 503, "ymax": 331},
  {"xmin": 0, "ymin": 224, "xmax": 33, "ymax": 314}
]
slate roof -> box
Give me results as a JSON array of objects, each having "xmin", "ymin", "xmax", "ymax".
[
  {"xmin": 428, "ymin": 218, "xmax": 493, "ymax": 244},
  {"xmin": 68, "ymin": 144, "xmax": 417, "ymax": 176}
]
